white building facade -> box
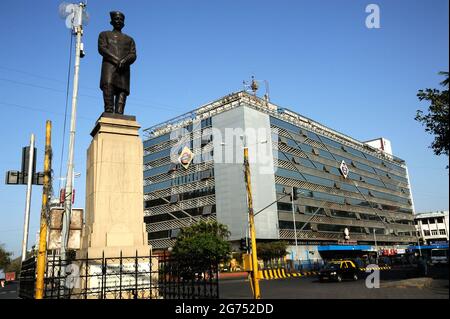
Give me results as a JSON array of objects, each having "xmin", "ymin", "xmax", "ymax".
[{"xmin": 414, "ymin": 211, "xmax": 449, "ymax": 244}]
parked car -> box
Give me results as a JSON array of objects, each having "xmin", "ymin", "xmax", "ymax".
[{"xmin": 318, "ymin": 260, "xmax": 359, "ymax": 282}]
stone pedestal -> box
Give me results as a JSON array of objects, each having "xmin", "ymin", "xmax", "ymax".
[{"xmin": 77, "ymin": 113, "xmax": 151, "ymax": 259}]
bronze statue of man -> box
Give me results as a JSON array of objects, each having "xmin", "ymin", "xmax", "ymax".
[{"xmin": 98, "ymin": 11, "xmax": 136, "ymax": 114}]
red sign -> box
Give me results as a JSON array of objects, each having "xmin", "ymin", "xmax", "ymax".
[
  {"xmin": 5, "ymin": 272, "xmax": 15, "ymax": 281},
  {"xmin": 381, "ymin": 249, "xmax": 397, "ymax": 256},
  {"xmin": 60, "ymin": 189, "xmax": 75, "ymax": 204}
]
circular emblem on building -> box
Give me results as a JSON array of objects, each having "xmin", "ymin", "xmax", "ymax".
[
  {"xmin": 178, "ymin": 146, "xmax": 194, "ymax": 169},
  {"xmin": 339, "ymin": 160, "xmax": 349, "ymax": 179}
]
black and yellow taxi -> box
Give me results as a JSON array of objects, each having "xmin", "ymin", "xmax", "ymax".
[{"xmin": 318, "ymin": 260, "xmax": 359, "ymax": 282}]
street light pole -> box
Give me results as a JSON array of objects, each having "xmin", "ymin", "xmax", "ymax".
[
  {"xmin": 61, "ymin": 21, "xmax": 83, "ymax": 264},
  {"xmin": 373, "ymin": 229, "xmax": 378, "ymax": 264},
  {"xmin": 21, "ymin": 134, "xmax": 35, "ymax": 262},
  {"xmin": 291, "ymin": 186, "xmax": 299, "ymax": 263}
]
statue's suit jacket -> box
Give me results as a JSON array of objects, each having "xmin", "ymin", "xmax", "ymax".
[{"xmin": 98, "ymin": 30, "xmax": 136, "ymax": 95}]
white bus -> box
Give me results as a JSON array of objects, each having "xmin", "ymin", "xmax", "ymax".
[{"xmin": 430, "ymin": 248, "xmax": 448, "ymax": 265}]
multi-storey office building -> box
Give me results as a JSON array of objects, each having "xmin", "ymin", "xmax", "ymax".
[
  {"xmin": 415, "ymin": 211, "xmax": 449, "ymax": 245},
  {"xmin": 143, "ymin": 91, "xmax": 417, "ymax": 259}
]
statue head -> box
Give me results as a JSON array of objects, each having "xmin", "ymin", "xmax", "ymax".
[{"xmin": 110, "ymin": 11, "xmax": 125, "ymax": 31}]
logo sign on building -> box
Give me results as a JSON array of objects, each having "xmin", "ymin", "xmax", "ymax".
[
  {"xmin": 344, "ymin": 227, "xmax": 350, "ymax": 240},
  {"xmin": 178, "ymin": 146, "xmax": 194, "ymax": 169},
  {"xmin": 339, "ymin": 160, "xmax": 349, "ymax": 179}
]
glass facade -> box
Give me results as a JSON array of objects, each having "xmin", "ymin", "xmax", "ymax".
[
  {"xmin": 143, "ymin": 118, "xmax": 216, "ymax": 249},
  {"xmin": 271, "ymin": 116, "xmax": 416, "ymax": 245}
]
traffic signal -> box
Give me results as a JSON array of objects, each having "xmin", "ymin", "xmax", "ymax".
[{"xmin": 240, "ymin": 237, "xmax": 248, "ymax": 251}]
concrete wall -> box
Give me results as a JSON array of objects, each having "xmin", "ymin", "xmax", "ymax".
[{"xmin": 212, "ymin": 105, "xmax": 279, "ymax": 241}]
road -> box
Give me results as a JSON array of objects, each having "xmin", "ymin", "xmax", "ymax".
[
  {"xmin": 1, "ymin": 266, "xmax": 448, "ymax": 299},
  {"xmin": 0, "ymin": 281, "xmax": 18, "ymax": 299},
  {"xmin": 219, "ymin": 267, "xmax": 449, "ymax": 299}
]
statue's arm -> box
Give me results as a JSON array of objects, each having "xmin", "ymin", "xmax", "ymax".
[
  {"xmin": 98, "ymin": 32, "xmax": 120, "ymax": 65},
  {"xmin": 122, "ymin": 38, "xmax": 137, "ymax": 66}
]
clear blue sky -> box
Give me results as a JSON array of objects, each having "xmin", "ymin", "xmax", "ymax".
[{"xmin": 0, "ymin": 0, "xmax": 448, "ymax": 257}]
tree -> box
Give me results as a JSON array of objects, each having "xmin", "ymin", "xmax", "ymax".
[
  {"xmin": 415, "ymin": 71, "xmax": 449, "ymax": 167},
  {"xmin": 257, "ymin": 241, "xmax": 289, "ymax": 268},
  {"xmin": 5, "ymin": 257, "xmax": 21, "ymax": 275},
  {"xmin": 172, "ymin": 220, "xmax": 232, "ymax": 273},
  {"xmin": 0, "ymin": 244, "xmax": 12, "ymax": 270}
]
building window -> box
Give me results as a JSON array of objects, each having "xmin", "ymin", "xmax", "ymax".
[
  {"xmin": 170, "ymin": 228, "xmax": 181, "ymax": 239},
  {"xmin": 431, "ymin": 230, "xmax": 438, "ymax": 236},
  {"xmin": 170, "ymin": 194, "xmax": 179, "ymax": 204},
  {"xmin": 423, "ymin": 230, "xmax": 431, "ymax": 236},
  {"xmin": 200, "ymin": 169, "xmax": 213, "ymax": 180},
  {"xmin": 436, "ymin": 217, "xmax": 444, "ymax": 223},
  {"xmin": 299, "ymin": 129, "xmax": 308, "ymax": 137},
  {"xmin": 297, "ymin": 205, "xmax": 306, "ymax": 214},
  {"xmin": 439, "ymin": 229, "xmax": 446, "ymax": 236},
  {"xmin": 202, "ymin": 205, "xmax": 213, "ymax": 216},
  {"xmin": 168, "ymin": 162, "xmax": 178, "ymax": 173},
  {"xmin": 278, "ymin": 136, "xmax": 288, "ymax": 146}
]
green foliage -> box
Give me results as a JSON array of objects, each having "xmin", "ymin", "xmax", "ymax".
[
  {"xmin": 5, "ymin": 257, "xmax": 21, "ymax": 274},
  {"xmin": 415, "ymin": 71, "xmax": 449, "ymax": 166},
  {"xmin": 256, "ymin": 241, "xmax": 289, "ymax": 262},
  {"xmin": 0, "ymin": 244, "xmax": 12, "ymax": 270},
  {"xmin": 172, "ymin": 220, "xmax": 232, "ymax": 270}
]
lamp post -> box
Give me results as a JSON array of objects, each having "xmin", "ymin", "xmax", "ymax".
[
  {"xmin": 21, "ymin": 134, "xmax": 35, "ymax": 262},
  {"xmin": 374, "ymin": 229, "xmax": 379, "ymax": 264},
  {"xmin": 290, "ymin": 186, "xmax": 299, "ymax": 265},
  {"xmin": 59, "ymin": 2, "xmax": 88, "ymax": 268}
]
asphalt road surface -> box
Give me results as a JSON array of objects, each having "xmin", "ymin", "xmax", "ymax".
[
  {"xmin": 219, "ymin": 267, "xmax": 449, "ymax": 299},
  {"xmin": 0, "ymin": 282, "xmax": 18, "ymax": 299},
  {"xmin": 1, "ymin": 266, "xmax": 447, "ymax": 300}
]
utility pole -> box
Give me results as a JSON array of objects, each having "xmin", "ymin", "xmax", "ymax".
[
  {"xmin": 61, "ymin": 4, "xmax": 85, "ymax": 265},
  {"xmin": 243, "ymin": 147, "xmax": 260, "ymax": 299},
  {"xmin": 35, "ymin": 121, "xmax": 52, "ymax": 299},
  {"xmin": 21, "ymin": 134, "xmax": 35, "ymax": 262},
  {"xmin": 291, "ymin": 186, "xmax": 299, "ymax": 263}
]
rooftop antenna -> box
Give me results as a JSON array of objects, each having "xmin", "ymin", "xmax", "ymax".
[
  {"xmin": 58, "ymin": 1, "xmax": 89, "ymax": 280},
  {"xmin": 243, "ymin": 76, "xmax": 270, "ymax": 102}
]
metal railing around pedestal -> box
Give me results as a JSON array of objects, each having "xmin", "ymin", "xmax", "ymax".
[{"xmin": 18, "ymin": 251, "xmax": 219, "ymax": 299}]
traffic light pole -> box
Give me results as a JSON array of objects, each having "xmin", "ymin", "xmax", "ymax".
[
  {"xmin": 243, "ymin": 147, "xmax": 261, "ymax": 299},
  {"xmin": 35, "ymin": 121, "xmax": 52, "ymax": 299},
  {"xmin": 21, "ymin": 134, "xmax": 35, "ymax": 262}
]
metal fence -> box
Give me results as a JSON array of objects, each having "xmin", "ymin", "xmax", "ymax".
[
  {"xmin": 18, "ymin": 256, "xmax": 37, "ymax": 299},
  {"xmin": 19, "ymin": 252, "xmax": 219, "ymax": 299}
]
